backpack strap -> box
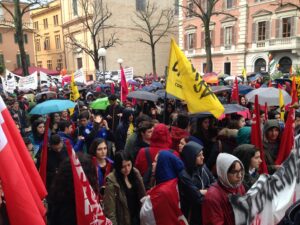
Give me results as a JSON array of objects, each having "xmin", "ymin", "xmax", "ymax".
[{"xmin": 144, "ymin": 147, "xmax": 152, "ymax": 167}]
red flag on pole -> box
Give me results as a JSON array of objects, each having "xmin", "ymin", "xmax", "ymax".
[
  {"xmin": 231, "ymin": 77, "xmax": 239, "ymax": 103},
  {"xmin": 251, "ymin": 95, "xmax": 269, "ymax": 174},
  {"xmin": 120, "ymin": 66, "xmax": 128, "ymax": 103},
  {"xmin": 264, "ymin": 102, "xmax": 268, "ymax": 122},
  {"xmin": 39, "ymin": 117, "xmax": 50, "ymax": 186},
  {"xmin": 65, "ymin": 141, "xmax": 112, "ymax": 225},
  {"xmin": 0, "ymin": 96, "xmax": 47, "ymax": 225},
  {"xmin": 110, "ymin": 82, "xmax": 115, "ymax": 95},
  {"xmin": 292, "ymin": 76, "xmax": 298, "ymax": 104}
]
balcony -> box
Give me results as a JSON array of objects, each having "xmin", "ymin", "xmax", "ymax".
[{"xmin": 254, "ymin": 37, "xmax": 300, "ymax": 51}]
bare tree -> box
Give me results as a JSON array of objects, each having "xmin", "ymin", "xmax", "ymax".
[
  {"xmin": 0, "ymin": 0, "xmax": 48, "ymax": 76},
  {"xmin": 132, "ymin": 1, "xmax": 176, "ymax": 75},
  {"xmin": 64, "ymin": 0, "xmax": 117, "ymax": 72},
  {"xmin": 179, "ymin": 0, "xmax": 235, "ymax": 73}
]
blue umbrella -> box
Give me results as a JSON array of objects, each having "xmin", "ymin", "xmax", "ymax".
[
  {"xmin": 151, "ymin": 81, "xmax": 163, "ymax": 89},
  {"xmin": 29, "ymin": 99, "xmax": 76, "ymax": 115},
  {"xmin": 142, "ymin": 85, "xmax": 156, "ymax": 92},
  {"xmin": 237, "ymin": 84, "xmax": 254, "ymax": 95}
]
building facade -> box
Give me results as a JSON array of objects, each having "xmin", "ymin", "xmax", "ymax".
[
  {"xmin": 180, "ymin": 0, "xmax": 300, "ymax": 75},
  {"xmin": 60, "ymin": 0, "xmax": 178, "ymax": 80},
  {"xmin": 31, "ymin": 0, "xmax": 65, "ymax": 72},
  {"xmin": 0, "ymin": 1, "xmax": 34, "ymax": 72}
]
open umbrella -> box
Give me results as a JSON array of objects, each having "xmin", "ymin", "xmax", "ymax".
[
  {"xmin": 223, "ymin": 104, "xmax": 248, "ymax": 114},
  {"xmin": 150, "ymin": 81, "xmax": 163, "ymax": 89},
  {"xmin": 238, "ymin": 84, "xmax": 254, "ymax": 95},
  {"xmin": 127, "ymin": 91, "xmax": 159, "ymax": 102},
  {"xmin": 210, "ymin": 86, "xmax": 231, "ymax": 94},
  {"xmin": 203, "ymin": 75, "xmax": 219, "ymax": 84},
  {"xmin": 142, "ymin": 85, "xmax": 156, "ymax": 92},
  {"xmin": 36, "ymin": 91, "xmax": 57, "ymax": 100},
  {"xmin": 155, "ymin": 90, "xmax": 178, "ymax": 99},
  {"xmin": 224, "ymin": 76, "xmax": 242, "ymax": 82},
  {"xmin": 90, "ymin": 97, "xmax": 110, "ymax": 110},
  {"xmin": 245, "ymin": 87, "xmax": 291, "ymax": 106},
  {"xmin": 29, "ymin": 99, "xmax": 76, "ymax": 115}
]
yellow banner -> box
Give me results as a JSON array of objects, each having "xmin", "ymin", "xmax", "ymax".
[
  {"xmin": 279, "ymin": 89, "xmax": 285, "ymax": 120},
  {"xmin": 166, "ymin": 39, "xmax": 224, "ymax": 118},
  {"xmin": 242, "ymin": 68, "xmax": 247, "ymax": 80},
  {"xmin": 70, "ymin": 73, "xmax": 80, "ymax": 101}
]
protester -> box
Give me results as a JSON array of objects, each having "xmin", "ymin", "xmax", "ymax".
[
  {"xmin": 103, "ymin": 152, "xmax": 146, "ymax": 225},
  {"xmin": 105, "ymin": 94, "xmax": 123, "ymax": 133},
  {"xmin": 170, "ymin": 113, "xmax": 190, "ymax": 153},
  {"xmin": 233, "ymin": 144, "xmax": 262, "ymax": 191},
  {"xmin": 202, "ymin": 153, "xmax": 246, "ymax": 225},
  {"xmin": 28, "ymin": 118, "xmax": 46, "ymax": 156},
  {"xmin": 49, "ymin": 112, "xmax": 61, "ymax": 134}
]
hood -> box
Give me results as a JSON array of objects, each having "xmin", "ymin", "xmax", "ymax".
[
  {"xmin": 236, "ymin": 127, "xmax": 251, "ymax": 145},
  {"xmin": 150, "ymin": 123, "xmax": 172, "ymax": 149},
  {"xmin": 232, "ymin": 144, "xmax": 256, "ymax": 172},
  {"xmin": 121, "ymin": 108, "xmax": 134, "ymax": 124},
  {"xmin": 181, "ymin": 141, "xmax": 203, "ymax": 173},
  {"xmin": 263, "ymin": 119, "xmax": 280, "ymax": 134},
  {"xmin": 85, "ymin": 92, "xmax": 94, "ymax": 100},
  {"xmin": 218, "ymin": 128, "xmax": 238, "ymax": 138},
  {"xmin": 155, "ymin": 150, "xmax": 184, "ymax": 185},
  {"xmin": 170, "ymin": 126, "xmax": 189, "ymax": 151},
  {"xmin": 216, "ymin": 153, "xmax": 244, "ymax": 189}
]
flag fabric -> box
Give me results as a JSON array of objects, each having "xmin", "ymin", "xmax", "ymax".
[
  {"xmin": 65, "ymin": 140, "xmax": 112, "ymax": 225},
  {"xmin": 0, "ymin": 96, "xmax": 47, "ymax": 225},
  {"xmin": 110, "ymin": 82, "xmax": 115, "ymax": 95},
  {"xmin": 242, "ymin": 68, "xmax": 247, "ymax": 81},
  {"xmin": 140, "ymin": 178, "xmax": 188, "ymax": 225},
  {"xmin": 70, "ymin": 73, "xmax": 80, "ymax": 102},
  {"xmin": 231, "ymin": 77, "xmax": 239, "ymax": 103},
  {"xmin": 278, "ymin": 87, "xmax": 285, "ymax": 121},
  {"xmin": 166, "ymin": 39, "xmax": 224, "ymax": 118},
  {"xmin": 251, "ymin": 95, "xmax": 268, "ymax": 174},
  {"xmin": 292, "ymin": 76, "xmax": 298, "ymax": 104},
  {"xmin": 39, "ymin": 117, "xmax": 50, "ymax": 186},
  {"xmin": 290, "ymin": 66, "xmax": 293, "ymax": 75},
  {"xmin": 264, "ymin": 102, "xmax": 268, "ymax": 122},
  {"xmin": 120, "ymin": 66, "xmax": 128, "ymax": 103}
]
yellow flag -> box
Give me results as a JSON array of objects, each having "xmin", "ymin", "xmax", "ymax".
[
  {"xmin": 279, "ymin": 89, "xmax": 285, "ymax": 120},
  {"xmin": 166, "ymin": 39, "xmax": 224, "ymax": 118},
  {"xmin": 242, "ymin": 68, "xmax": 247, "ymax": 80},
  {"xmin": 70, "ymin": 73, "xmax": 80, "ymax": 101}
]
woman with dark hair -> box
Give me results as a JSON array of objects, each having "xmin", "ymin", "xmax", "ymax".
[
  {"xmin": 103, "ymin": 152, "xmax": 146, "ymax": 225},
  {"xmin": 49, "ymin": 112, "xmax": 61, "ymax": 134},
  {"xmin": 28, "ymin": 119, "xmax": 45, "ymax": 157},
  {"xmin": 47, "ymin": 153, "xmax": 98, "ymax": 225},
  {"xmin": 89, "ymin": 138, "xmax": 113, "ymax": 197}
]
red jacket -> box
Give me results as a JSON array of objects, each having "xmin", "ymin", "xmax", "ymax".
[
  {"xmin": 135, "ymin": 123, "xmax": 172, "ymax": 176},
  {"xmin": 202, "ymin": 182, "xmax": 245, "ymax": 225}
]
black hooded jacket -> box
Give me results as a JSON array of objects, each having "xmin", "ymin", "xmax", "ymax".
[{"xmin": 115, "ymin": 108, "xmax": 134, "ymax": 151}]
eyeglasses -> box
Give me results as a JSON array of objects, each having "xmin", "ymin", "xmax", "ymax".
[{"xmin": 228, "ymin": 169, "xmax": 244, "ymax": 176}]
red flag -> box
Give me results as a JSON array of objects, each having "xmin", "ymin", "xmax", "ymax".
[
  {"xmin": 39, "ymin": 117, "xmax": 50, "ymax": 185},
  {"xmin": 120, "ymin": 66, "xmax": 128, "ymax": 103},
  {"xmin": 292, "ymin": 76, "xmax": 298, "ymax": 104},
  {"xmin": 268, "ymin": 80, "xmax": 272, "ymax": 87},
  {"xmin": 131, "ymin": 85, "xmax": 136, "ymax": 106},
  {"xmin": 65, "ymin": 141, "xmax": 112, "ymax": 225},
  {"xmin": 264, "ymin": 102, "xmax": 268, "ymax": 122},
  {"xmin": 140, "ymin": 178, "xmax": 188, "ymax": 225},
  {"xmin": 231, "ymin": 77, "xmax": 239, "ymax": 103},
  {"xmin": 110, "ymin": 82, "xmax": 115, "ymax": 95},
  {"xmin": 251, "ymin": 95, "xmax": 269, "ymax": 174},
  {"xmin": 275, "ymin": 107, "xmax": 295, "ymax": 165},
  {"xmin": 0, "ymin": 96, "xmax": 47, "ymax": 225}
]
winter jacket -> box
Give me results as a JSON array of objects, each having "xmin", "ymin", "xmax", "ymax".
[
  {"xmin": 135, "ymin": 123, "xmax": 172, "ymax": 176},
  {"xmin": 233, "ymin": 144, "xmax": 260, "ymax": 191},
  {"xmin": 103, "ymin": 168, "xmax": 146, "ymax": 225},
  {"xmin": 115, "ymin": 108, "xmax": 134, "ymax": 151},
  {"xmin": 202, "ymin": 153, "xmax": 246, "ymax": 225},
  {"xmin": 105, "ymin": 103, "xmax": 124, "ymax": 132},
  {"xmin": 97, "ymin": 158, "xmax": 114, "ymax": 188},
  {"xmin": 236, "ymin": 126, "xmax": 251, "ymax": 145},
  {"xmin": 180, "ymin": 141, "xmax": 216, "ymax": 225},
  {"xmin": 57, "ymin": 131, "xmax": 84, "ymax": 152},
  {"xmin": 124, "ymin": 132, "xmax": 149, "ymax": 162}
]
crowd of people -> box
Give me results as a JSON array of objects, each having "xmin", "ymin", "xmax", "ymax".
[{"xmin": 0, "ymin": 74, "xmax": 299, "ymax": 225}]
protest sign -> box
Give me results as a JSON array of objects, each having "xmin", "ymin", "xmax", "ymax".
[
  {"xmin": 18, "ymin": 72, "xmax": 38, "ymax": 91},
  {"xmin": 230, "ymin": 135, "xmax": 300, "ymax": 225}
]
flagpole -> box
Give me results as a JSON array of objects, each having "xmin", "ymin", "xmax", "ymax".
[{"xmin": 163, "ymin": 66, "xmax": 168, "ymax": 124}]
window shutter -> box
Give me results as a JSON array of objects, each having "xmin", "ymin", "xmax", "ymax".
[
  {"xmin": 26, "ymin": 54, "xmax": 30, "ymax": 66},
  {"xmin": 201, "ymin": 31, "xmax": 205, "ymax": 48},
  {"xmin": 193, "ymin": 33, "xmax": 197, "ymax": 49},
  {"xmin": 232, "ymin": 26, "xmax": 236, "ymax": 44},
  {"xmin": 16, "ymin": 54, "xmax": 21, "ymax": 68},
  {"xmin": 0, "ymin": 33, "xmax": 2, "ymax": 43},
  {"xmin": 220, "ymin": 27, "xmax": 224, "ymax": 45},
  {"xmin": 275, "ymin": 19, "xmax": 280, "ymax": 38},
  {"xmin": 252, "ymin": 23, "xmax": 256, "ymax": 42},
  {"xmin": 265, "ymin": 21, "xmax": 270, "ymax": 40},
  {"xmin": 184, "ymin": 34, "xmax": 187, "ymax": 49},
  {"xmin": 24, "ymin": 34, "xmax": 28, "ymax": 44},
  {"xmin": 211, "ymin": 30, "xmax": 215, "ymax": 46},
  {"xmin": 290, "ymin": 17, "xmax": 295, "ymax": 36}
]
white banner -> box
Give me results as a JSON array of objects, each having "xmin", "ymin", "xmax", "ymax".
[
  {"xmin": 39, "ymin": 71, "xmax": 50, "ymax": 84},
  {"xmin": 3, "ymin": 69, "xmax": 17, "ymax": 93},
  {"xmin": 18, "ymin": 72, "xmax": 38, "ymax": 91},
  {"xmin": 74, "ymin": 68, "xmax": 85, "ymax": 83},
  {"xmin": 230, "ymin": 135, "xmax": 300, "ymax": 225},
  {"xmin": 118, "ymin": 67, "xmax": 133, "ymax": 81}
]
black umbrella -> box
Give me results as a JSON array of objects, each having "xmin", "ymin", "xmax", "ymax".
[
  {"xmin": 155, "ymin": 90, "xmax": 178, "ymax": 99},
  {"xmin": 223, "ymin": 104, "xmax": 248, "ymax": 114},
  {"xmin": 210, "ymin": 86, "xmax": 231, "ymax": 94},
  {"xmin": 127, "ymin": 91, "xmax": 159, "ymax": 102}
]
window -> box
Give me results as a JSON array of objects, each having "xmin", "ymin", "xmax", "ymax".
[
  {"xmin": 53, "ymin": 15, "xmax": 59, "ymax": 26},
  {"xmin": 77, "ymin": 57, "xmax": 83, "ymax": 69},
  {"xmin": 47, "ymin": 60, "xmax": 52, "ymax": 70},
  {"xmin": 224, "ymin": 62, "xmax": 231, "ymax": 75},
  {"xmin": 224, "ymin": 26, "xmax": 233, "ymax": 46},
  {"xmin": 136, "ymin": 0, "xmax": 146, "ymax": 11},
  {"xmin": 257, "ymin": 21, "xmax": 266, "ymax": 41},
  {"xmin": 24, "ymin": 34, "xmax": 28, "ymax": 44},
  {"xmin": 282, "ymin": 17, "xmax": 292, "ymax": 38},
  {"xmin": 187, "ymin": 33, "xmax": 196, "ymax": 49},
  {"xmin": 16, "ymin": 54, "xmax": 30, "ymax": 68},
  {"xmin": 44, "ymin": 37, "xmax": 50, "ymax": 50},
  {"xmin": 43, "ymin": 18, "xmax": 48, "ymax": 29},
  {"xmin": 34, "ymin": 21, "xmax": 39, "ymax": 30},
  {"xmin": 37, "ymin": 61, "xmax": 42, "ymax": 68},
  {"xmin": 36, "ymin": 39, "xmax": 41, "ymax": 51},
  {"xmin": 73, "ymin": 0, "xmax": 78, "ymax": 16},
  {"xmin": 0, "ymin": 33, "xmax": 2, "ymax": 43},
  {"xmin": 187, "ymin": 2, "xmax": 194, "ymax": 17},
  {"xmin": 55, "ymin": 35, "xmax": 61, "ymax": 49},
  {"xmin": 57, "ymin": 59, "xmax": 63, "ymax": 70},
  {"xmin": 226, "ymin": 0, "xmax": 233, "ymax": 9}
]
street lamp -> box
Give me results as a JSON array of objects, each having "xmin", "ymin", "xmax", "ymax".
[
  {"xmin": 117, "ymin": 58, "xmax": 123, "ymax": 66},
  {"xmin": 98, "ymin": 47, "xmax": 106, "ymax": 81}
]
